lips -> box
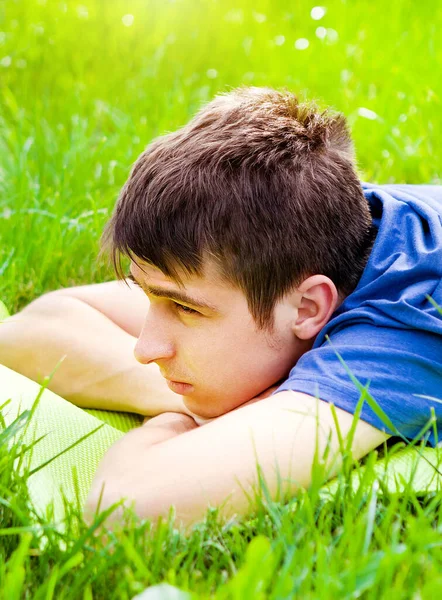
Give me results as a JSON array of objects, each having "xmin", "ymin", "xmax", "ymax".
[
  {"xmin": 163, "ymin": 375, "xmax": 189, "ymax": 385},
  {"xmin": 165, "ymin": 380, "xmax": 194, "ymax": 394},
  {"xmin": 166, "ymin": 378, "xmax": 189, "ymax": 385}
]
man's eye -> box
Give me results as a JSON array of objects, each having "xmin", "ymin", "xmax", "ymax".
[{"xmin": 174, "ymin": 303, "xmax": 199, "ymax": 316}]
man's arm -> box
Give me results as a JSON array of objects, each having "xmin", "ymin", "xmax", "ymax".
[
  {"xmin": 0, "ymin": 281, "xmax": 186, "ymax": 415},
  {"xmin": 85, "ymin": 391, "xmax": 389, "ymax": 531}
]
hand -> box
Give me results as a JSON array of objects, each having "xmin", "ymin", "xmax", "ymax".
[
  {"xmin": 86, "ymin": 411, "xmax": 200, "ymax": 525},
  {"xmin": 142, "ymin": 412, "xmax": 199, "ymax": 435}
]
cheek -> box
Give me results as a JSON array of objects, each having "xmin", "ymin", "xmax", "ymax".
[
  {"xmin": 183, "ymin": 318, "xmax": 300, "ymax": 416},
  {"xmin": 241, "ymin": 345, "xmax": 295, "ymax": 386},
  {"xmin": 213, "ymin": 333, "xmax": 297, "ymax": 393}
]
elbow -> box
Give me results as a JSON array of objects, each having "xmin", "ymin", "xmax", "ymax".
[
  {"xmin": 84, "ymin": 480, "xmax": 130, "ymax": 526},
  {"xmin": 84, "ymin": 480, "xmax": 181, "ymax": 532}
]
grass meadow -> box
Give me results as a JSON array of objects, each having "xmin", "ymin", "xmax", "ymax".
[{"xmin": 1, "ymin": 0, "xmax": 442, "ymax": 597}]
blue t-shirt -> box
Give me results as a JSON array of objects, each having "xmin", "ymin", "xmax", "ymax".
[{"xmin": 276, "ymin": 183, "xmax": 442, "ymax": 446}]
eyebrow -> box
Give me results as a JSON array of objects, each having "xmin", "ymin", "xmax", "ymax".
[{"xmin": 127, "ymin": 272, "xmax": 218, "ymax": 312}]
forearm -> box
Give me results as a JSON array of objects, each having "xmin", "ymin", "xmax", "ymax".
[{"xmin": 0, "ymin": 294, "xmax": 185, "ymax": 415}]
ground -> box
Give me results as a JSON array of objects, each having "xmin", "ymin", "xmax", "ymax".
[{"xmin": 1, "ymin": 0, "xmax": 442, "ymax": 597}]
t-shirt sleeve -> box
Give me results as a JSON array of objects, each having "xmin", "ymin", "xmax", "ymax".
[{"xmin": 274, "ymin": 323, "xmax": 442, "ymax": 445}]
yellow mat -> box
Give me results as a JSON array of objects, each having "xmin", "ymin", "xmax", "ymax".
[{"xmin": 1, "ymin": 364, "xmax": 143, "ymax": 521}]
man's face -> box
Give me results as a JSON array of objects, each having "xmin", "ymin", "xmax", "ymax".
[{"xmin": 130, "ymin": 259, "xmax": 311, "ymax": 419}]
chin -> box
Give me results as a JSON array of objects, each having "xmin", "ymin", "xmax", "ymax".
[
  {"xmin": 184, "ymin": 402, "xmax": 224, "ymax": 420},
  {"xmin": 183, "ymin": 392, "xmax": 250, "ymax": 420}
]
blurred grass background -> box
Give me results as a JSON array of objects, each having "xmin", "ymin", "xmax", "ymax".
[{"xmin": 1, "ymin": 0, "xmax": 441, "ymax": 313}]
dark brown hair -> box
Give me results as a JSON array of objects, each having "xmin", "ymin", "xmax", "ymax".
[{"xmin": 102, "ymin": 87, "xmax": 374, "ymax": 328}]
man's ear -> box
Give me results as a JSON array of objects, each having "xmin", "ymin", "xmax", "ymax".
[{"xmin": 292, "ymin": 275, "xmax": 340, "ymax": 341}]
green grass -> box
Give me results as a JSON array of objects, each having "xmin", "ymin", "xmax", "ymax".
[
  {"xmin": 2, "ymin": 406, "xmax": 442, "ymax": 599},
  {"xmin": 1, "ymin": 0, "xmax": 442, "ymax": 313},
  {"xmin": 1, "ymin": 0, "xmax": 442, "ymax": 597}
]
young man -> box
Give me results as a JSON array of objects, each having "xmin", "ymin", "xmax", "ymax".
[{"xmin": 2, "ymin": 87, "xmax": 442, "ymax": 530}]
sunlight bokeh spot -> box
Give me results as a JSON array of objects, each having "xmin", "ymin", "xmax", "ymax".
[
  {"xmin": 325, "ymin": 28, "xmax": 339, "ymax": 43},
  {"xmin": 340, "ymin": 69, "xmax": 352, "ymax": 83},
  {"xmin": 76, "ymin": 5, "xmax": 89, "ymax": 19},
  {"xmin": 253, "ymin": 12, "xmax": 267, "ymax": 23},
  {"xmin": 358, "ymin": 107, "xmax": 379, "ymax": 120},
  {"xmin": 224, "ymin": 9, "xmax": 244, "ymax": 24},
  {"xmin": 311, "ymin": 6, "xmax": 326, "ymax": 20},
  {"xmin": 122, "ymin": 14, "xmax": 135, "ymax": 27},
  {"xmin": 294, "ymin": 38, "xmax": 309, "ymax": 50}
]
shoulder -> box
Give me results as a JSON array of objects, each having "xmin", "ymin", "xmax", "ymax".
[{"xmin": 361, "ymin": 182, "xmax": 442, "ymax": 216}]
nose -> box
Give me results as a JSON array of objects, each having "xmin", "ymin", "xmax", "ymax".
[{"xmin": 133, "ymin": 311, "xmax": 175, "ymax": 365}]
